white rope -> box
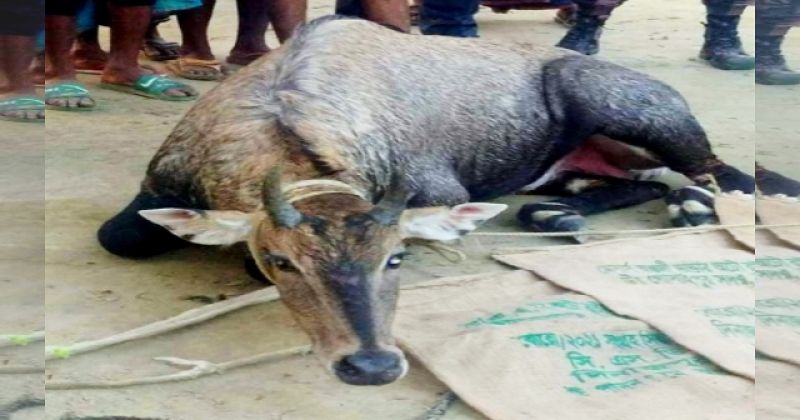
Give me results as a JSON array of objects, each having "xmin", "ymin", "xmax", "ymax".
[
  {"xmin": 0, "ymin": 331, "xmax": 44, "ymax": 348},
  {"xmin": 46, "ymin": 345, "xmax": 312, "ymax": 390},
  {"xmin": 471, "ymin": 223, "xmax": 800, "ymax": 238},
  {"xmin": 45, "ymin": 288, "xmax": 280, "ymax": 361},
  {"xmin": 282, "ymin": 179, "xmax": 366, "ymax": 203}
]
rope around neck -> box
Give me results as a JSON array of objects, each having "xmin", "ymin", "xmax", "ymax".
[{"xmin": 282, "ymin": 179, "xmax": 367, "ymax": 204}]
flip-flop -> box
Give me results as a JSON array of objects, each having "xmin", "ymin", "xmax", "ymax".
[
  {"xmin": 166, "ymin": 57, "xmax": 223, "ymax": 81},
  {"xmin": 44, "ymin": 81, "xmax": 96, "ymax": 112},
  {"xmin": 99, "ymin": 74, "xmax": 198, "ymax": 101},
  {"xmin": 0, "ymin": 96, "xmax": 45, "ymax": 123},
  {"xmin": 141, "ymin": 39, "xmax": 180, "ymax": 62}
]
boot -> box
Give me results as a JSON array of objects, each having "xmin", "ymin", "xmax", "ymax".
[
  {"xmin": 756, "ymin": 35, "xmax": 800, "ymax": 85},
  {"xmin": 699, "ymin": 14, "xmax": 755, "ymax": 70},
  {"xmin": 557, "ymin": 13, "xmax": 604, "ymax": 55}
]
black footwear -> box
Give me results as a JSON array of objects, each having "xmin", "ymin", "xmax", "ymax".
[
  {"xmin": 699, "ymin": 14, "xmax": 755, "ymax": 70},
  {"xmin": 557, "ymin": 14, "xmax": 603, "ymax": 55},
  {"xmin": 755, "ymin": 35, "xmax": 800, "ymax": 85}
]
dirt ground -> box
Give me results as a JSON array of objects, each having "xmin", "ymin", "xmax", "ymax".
[{"xmin": 1, "ymin": 0, "xmax": 797, "ymax": 418}]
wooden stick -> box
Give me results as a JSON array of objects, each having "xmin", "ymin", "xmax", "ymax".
[
  {"xmin": 46, "ymin": 287, "xmax": 280, "ymax": 361},
  {"xmin": 46, "ymin": 345, "xmax": 312, "ymax": 390}
]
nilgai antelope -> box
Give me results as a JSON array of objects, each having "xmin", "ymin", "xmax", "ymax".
[{"xmin": 98, "ymin": 16, "xmax": 754, "ymax": 385}]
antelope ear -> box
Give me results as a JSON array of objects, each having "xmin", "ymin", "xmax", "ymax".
[
  {"xmin": 139, "ymin": 208, "xmax": 255, "ymax": 245},
  {"xmin": 399, "ymin": 203, "xmax": 507, "ymax": 241}
]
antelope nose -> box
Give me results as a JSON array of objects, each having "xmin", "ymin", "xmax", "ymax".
[{"xmin": 334, "ymin": 350, "xmax": 403, "ymax": 386}]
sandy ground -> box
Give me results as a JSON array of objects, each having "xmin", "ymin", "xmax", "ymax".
[{"xmin": 0, "ymin": 0, "xmax": 797, "ymax": 418}]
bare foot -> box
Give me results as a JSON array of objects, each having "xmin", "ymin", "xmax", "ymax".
[
  {"xmin": 72, "ymin": 43, "xmax": 109, "ymax": 73},
  {"xmin": 30, "ymin": 52, "xmax": 48, "ymax": 85}
]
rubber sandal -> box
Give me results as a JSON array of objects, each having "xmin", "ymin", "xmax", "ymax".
[
  {"xmin": 44, "ymin": 81, "xmax": 96, "ymax": 112},
  {"xmin": 141, "ymin": 39, "xmax": 180, "ymax": 62},
  {"xmin": 99, "ymin": 74, "xmax": 198, "ymax": 101},
  {"xmin": 0, "ymin": 96, "xmax": 45, "ymax": 123},
  {"xmin": 166, "ymin": 57, "xmax": 223, "ymax": 81}
]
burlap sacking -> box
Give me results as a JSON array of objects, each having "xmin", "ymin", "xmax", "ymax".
[
  {"xmin": 754, "ymin": 242, "xmax": 800, "ymax": 367},
  {"xmin": 757, "ymin": 196, "xmax": 800, "ymax": 249},
  {"xmin": 716, "ymin": 192, "xmax": 756, "ymax": 250},
  {"xmin": 395, "ymin": 270, "xmax": 753, "ymax": 420},
  {"xmin": 756, "ymin": 357, "xmax": 800, "ymax": 420},
  {"xmin": 495, "ymin": 232, "xmax": 756, "ymax": 379}
]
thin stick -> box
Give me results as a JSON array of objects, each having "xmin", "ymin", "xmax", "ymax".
[
  {"xmin": 413, "ymin": 391, "xmax": 459, "ymax": 420},
  {"xmin": 0, "ymin": 331, "xmax": 45, "ymax": 348},
  {"xmin": 46, "ymin": 287, "xmax": 280, "ymax": 361},
  {"xmin": 46, "ymin": 345, "xmax": 312, "ymax": 390},
  {"xmin": 0, "ymin": 365, "xmax": 45, "ymax": 374}
]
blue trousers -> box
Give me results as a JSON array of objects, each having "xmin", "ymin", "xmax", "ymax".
[{"xmin": 419, "ymin": 0, "xmax": 481, "ymax": 37}]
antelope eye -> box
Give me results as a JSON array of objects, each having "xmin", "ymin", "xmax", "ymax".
[
  {"xmin": 386, "ymin": 254, "xmax": 404, "ymax": 269},
  {"xmin": 266, "ymin": 255, "xmax": 297, "ymax": 272}
]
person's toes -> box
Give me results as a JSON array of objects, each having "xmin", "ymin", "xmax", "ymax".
[
  {"xmin": 78, "ymin": 97, "xmax": 95, "ymax": 108},
  {"xmin": 166, "ymin": 86, "xmax": 197, "ymax": 97},
  {"xmin": 21, "ymin": 109, "xmax": 40, "ymax": 120}
]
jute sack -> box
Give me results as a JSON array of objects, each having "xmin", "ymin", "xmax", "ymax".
[
  {"xmin": 755, "ymin": 237, "xmax": 800, "ymax": 367},
  {"xmin": 494, "ymin": 231, "xmax": 756, "ymax": 379},
  {"xmin": 395, "ymin": 270, "xmax": 753, "ymax": 420},
  {"xmin": 757, "ymin": 196, "xmax": 800, "ymax": 249},
  {"xmin": 716, "ymin": 192, "xmax": 756, "ymax": 250},
  {"xmin": 756, "ymin": 356, "xmax": 800, "ymax": 420}
]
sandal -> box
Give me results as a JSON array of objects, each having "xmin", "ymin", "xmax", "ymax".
[
  {"xmin": 0, "ymin": 96, "xmax": 45, "ymax": 123},
  {"xmin": 141, "ymin": 38, "xmax": 180, "ymax": 62},
  {"xmin": 166, "ymin": 57, "xmax": 223, "ymax": 81},
  {"xmin": 99, "ymin": 74, "xmax": 198, "ymax": 101},
  {"xmin": 44, "ymin": 81, "xmax": 96, "ymax": 112}
]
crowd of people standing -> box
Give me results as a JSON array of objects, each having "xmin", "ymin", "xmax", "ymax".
[{"xmin": 0, "ymin": 0, "xmax": 797, "ymax": 123}]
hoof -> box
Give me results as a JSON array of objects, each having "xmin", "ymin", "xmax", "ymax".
[
  {"xmin": 666, "ymin": 186, "xmax": 718, "ymax": 227},
  {"xmin": 518, "ymin": 202, "xmax": 587, "ymax": 233}
]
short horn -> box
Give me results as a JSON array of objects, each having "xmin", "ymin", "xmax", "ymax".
[
  {"xmin": 262, "ymin": 167, "xmax": 304, "ymax": 228},
  {"xmin": 369, "ymin": 174, "xmax": 411, "ymax": 225}
]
